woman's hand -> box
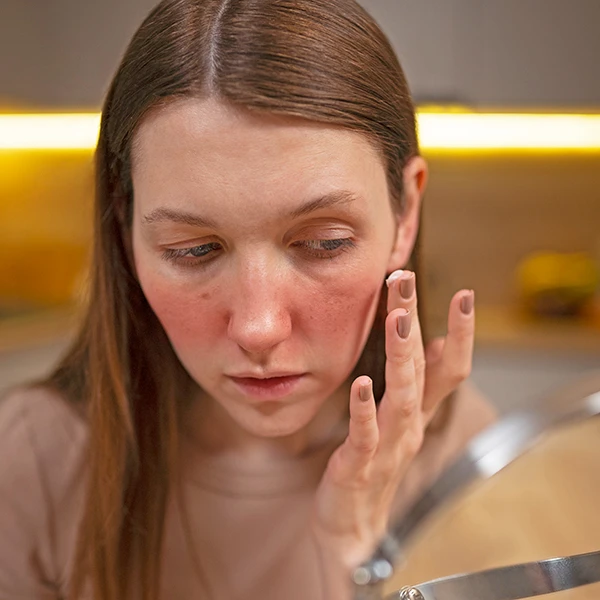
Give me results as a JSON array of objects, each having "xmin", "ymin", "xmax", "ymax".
[{"xmin": 310, "ymin": 270, "xmax": 475, "ymax": 571}]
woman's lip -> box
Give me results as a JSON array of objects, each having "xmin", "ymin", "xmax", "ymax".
[{"xmin": 228, "ymin": 374, "xmax": 306, "ymax": 401}]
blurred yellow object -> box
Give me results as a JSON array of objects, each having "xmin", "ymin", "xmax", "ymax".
[
  {"xmin": 517, "ymin": 252, "xmax": 600, "ymax": 317},
  {"xmin": 0, "ymin": 241, "xmax": 89, "ymax": 307},
  {"xmin": 0, "ymin": 151, "xmax": 93, "ymax": 308}
]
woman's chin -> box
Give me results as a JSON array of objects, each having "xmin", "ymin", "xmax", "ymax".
[
  {"xmin": 238, "ymin": 402, "xmax": 320, "ymax": 439},
  {"xmin": 244, "ymin": 414, "xmax": 311, "ymax": 439}
]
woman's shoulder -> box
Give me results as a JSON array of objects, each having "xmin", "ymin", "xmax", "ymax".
[
  {"xmin": 0, "ymin": 384, "xmax": 89, "ymax": 504},
  {"xmin": 0, "ymin": 384, "xmax": 88, "ymax": 456},
  {"xmin": 0, "ymin": 385, "xmax": 88, "ymax": 594}
]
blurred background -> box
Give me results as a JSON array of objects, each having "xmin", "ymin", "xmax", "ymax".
[{"xmin": 1, "ymin": 0, "xmax": 599, "ymax": 407}]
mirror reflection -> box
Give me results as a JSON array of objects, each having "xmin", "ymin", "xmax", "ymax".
[{"xmin": 380, "ymin": 376, "xmax": 600, "ymax": 599}]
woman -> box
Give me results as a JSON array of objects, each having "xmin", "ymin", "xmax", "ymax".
[{"xmin": 0, "ymin": 0, "xmax": 497, "ymax": 599}]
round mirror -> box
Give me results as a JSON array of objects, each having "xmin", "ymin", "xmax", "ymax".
[{"xmin": 368, "ymin": 373, "xmax": 600, "ymax": 600}]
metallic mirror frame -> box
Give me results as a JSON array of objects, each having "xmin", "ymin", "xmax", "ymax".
[{"xmin": 353, "ymin": 380, "xmax": 600, "ymax": 600}]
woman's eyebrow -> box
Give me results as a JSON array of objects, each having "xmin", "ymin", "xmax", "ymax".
[
  {"xmin": 287, "ymin": 189, "xmax": 360, "ymax": 219},
  {"xmin": 142, "ymin": 190, "xmax": 360, "ymax": 228},
  {"xmin": 142, "ymin": 208, "xmax": 216, "ymax": 229}
]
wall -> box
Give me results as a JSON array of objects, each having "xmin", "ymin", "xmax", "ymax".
[
  {"xmin": 1, "ymin": 0, "xmax": 599, "ymax": 109},
  {"xmin": 0, "ymin": 0, "xmax": 153, "ymax": 108},
  {"xmin": 359, "ymin": 0, "xmax": 600, "ymax": 106},
  {"xmin": 420, "ymin": 153, "xmax": 600, "ymax": 335}
]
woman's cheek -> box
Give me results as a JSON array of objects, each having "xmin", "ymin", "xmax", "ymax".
[
  {"xmin": 137, "ymin": 253, "xmax": 385, "ymax": 366},
  {"xmin": 305, "ymin": 267, "xmax": 384, "ymax": 359},
  {"xmin": 139, "ymin": 271, "xmax": 218, "ymax": 351}
]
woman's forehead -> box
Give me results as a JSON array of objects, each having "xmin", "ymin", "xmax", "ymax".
[
  {"xmin": 130, "ymin": 97, "xmax": 389, "ymax": 217},
  {"xmin": 132, "ymin": 97, "xmax": 383, "ymax": 180}
]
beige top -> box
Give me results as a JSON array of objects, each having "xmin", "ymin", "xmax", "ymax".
[{"xmin": 0, "ymin": 384, "xmax": 496, "ymax": 600}]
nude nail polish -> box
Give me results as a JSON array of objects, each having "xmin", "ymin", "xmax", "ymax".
[
  {"xmin": 359, "ymin": 380, "xmax": 373, "ymax": 402},
  {"xmin": 400, "ymin": 273, "xmax": 415, "ymax": 300},
  {"xmin": 460, "ymin": 291, "xmax": 474, "ymax": 315},
  {"xmin": 397, "ymin": 311, "xmax": 411, "ymax": 339}
]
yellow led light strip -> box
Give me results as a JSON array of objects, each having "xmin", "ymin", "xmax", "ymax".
[
  {"xmin": 0, "ymin": 114, "xmax": 100, "ymax": 150},
  {"xmin": 418, "ymin": 113, "xmax": 600, "ymax": 151},
  {"xmin": 1, "ymin": 112, "xmax": 600, "ymax": 151}
]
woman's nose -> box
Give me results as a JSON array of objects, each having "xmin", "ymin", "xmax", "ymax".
[{"xmin": 226, "ymin": 268, "xmax": 293, "ymax": 356}]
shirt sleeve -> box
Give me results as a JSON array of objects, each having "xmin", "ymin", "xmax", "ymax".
[{"xmin": 0, "ymin": 390, "xmax": 60, "ymax": 599}]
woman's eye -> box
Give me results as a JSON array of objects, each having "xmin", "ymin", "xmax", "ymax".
[
  {"xmin": 161, "ymin": 242, "xmax": 222, "ymax": 265},
  {"xmin": 294, "ymin": 238, "xmax": 356, "ymax": 258},
  {"xmin": 161, "ymin": 237, "xmax": 355, "ymax": 267}
]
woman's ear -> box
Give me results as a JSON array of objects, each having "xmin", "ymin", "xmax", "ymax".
[{"xmin": 386, "ymin": 155, "xmax": 428, "ymax": 273}]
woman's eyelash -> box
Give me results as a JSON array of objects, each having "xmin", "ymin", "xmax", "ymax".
[
  {"xmin": 293, "ymin": 238, "xmax": 356, "ymax": 258},
  {"xmin": 161, "ymin": 238, "xmax": 355, "ymax": 266},
  {"xmin": 162, "ymin": 242, "xmax": 222, "ymax": 263}
]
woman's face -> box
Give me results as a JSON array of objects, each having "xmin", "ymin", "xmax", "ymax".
[{"xmin": 131, "ymin": 97, "xmax": 407, "ymax": 439}]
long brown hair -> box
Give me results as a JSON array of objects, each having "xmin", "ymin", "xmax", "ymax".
[{"xmin": 39, "ymin": 0, "xmax": 422, "ymax": 598}]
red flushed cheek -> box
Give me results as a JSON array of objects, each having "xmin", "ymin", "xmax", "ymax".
[
  {"xmin": 138, "ymin": 273, "xmax": 222, "ymax": 352},
  {"xmin": 137, "ymin": 258, "xmax": 384, "ymax": 379},
  {"xmin": 299, "ymin": 270, "xmax": 384, "ymax": 364}
]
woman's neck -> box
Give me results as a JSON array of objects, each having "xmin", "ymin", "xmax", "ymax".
[{"xmin": 184, "ymin": 381, "xmax": 351, "ymax": 467}]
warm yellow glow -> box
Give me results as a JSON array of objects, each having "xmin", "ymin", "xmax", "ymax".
[
  {"xmin": 0, "ymin": 114, "xmax": 100, "ymax": 150},
  {"xmin": 418, "ymin": 113, "xmax": 600, "ymax": 151},
  {"xmin": 1, "ymin": 111, "xmax": 600, "ymax": 151}
]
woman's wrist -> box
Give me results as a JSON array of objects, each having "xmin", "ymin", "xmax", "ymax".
[
  {"xmin": 309, "ymin": 526, "xmax": 356, "ymax": 600},
  {"xmin": 309, "ymin": 519, "xmax": 379, "ymax": 574}
]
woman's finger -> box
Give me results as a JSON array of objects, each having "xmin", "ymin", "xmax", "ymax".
[
  {"xmin": 376, "ymin": 307, "xmax": 422, "ymax": 456},
  {"xmin": 422, "ymin": 289, "xmax": 475, "ymax": 416},
  {"xmin": 386, "ymin": 270, "xmax": 426, "ymax": 400},
  {"xmin": 332, "ymin": 376, "xmax": 379, "ymax": 481},
  {"xmin": 440, "ymin": 288, "xmax": 475, "ymax": 380}
]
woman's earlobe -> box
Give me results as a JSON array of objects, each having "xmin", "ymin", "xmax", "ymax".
[{"xmin": 386, "ymin": 221, "xmax": 416, "ymax": 272}]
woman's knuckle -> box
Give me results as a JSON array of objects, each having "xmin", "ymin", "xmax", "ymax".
[
  {"xmin": 453, "ymin": 327, "xmax": 473, "ymax": 343},
  {"xmin": 398, "ymin": 395, "xmax": 419, "ymax": 419},
  {"xmin": 443, "ymin": 363, "xmax": 469, "ymax": 387},
  {"xmin": 353, "ymin": 410, "xmax": 377, "ymax": 426},
  {"xmin": 454, "ymin": 363, "xmax": 471, "ymax": 383},
  {"xmin": 352, "ymin": 435, "xmax": 378, "ymax": 454},
  {"xmin": 390, "ymin": 354, "xmax": 414, "ymax": 374}
]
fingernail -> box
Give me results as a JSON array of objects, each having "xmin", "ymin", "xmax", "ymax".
[
  {"xmin": 359, "ymin": 379, "xmax": 373, "ymax": 402},
  {"xmin": 397, "ymin": 310, "xmax": 411, "ymax": 339},
  {"xmin": 400, "ymin": 272, "xmax": 415, "ymax": 300},
  {"xmin": 460, "ymin": 291, "xmax": 474, "ymax": 315},
  {"xmin": 386, "ymin": 269, "xmax": 404, "ymax": 288}
]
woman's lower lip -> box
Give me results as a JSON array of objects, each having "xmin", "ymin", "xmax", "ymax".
[{"xmin": 229, "ymin": 375, "xmax": 305, "ymax": 400}]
